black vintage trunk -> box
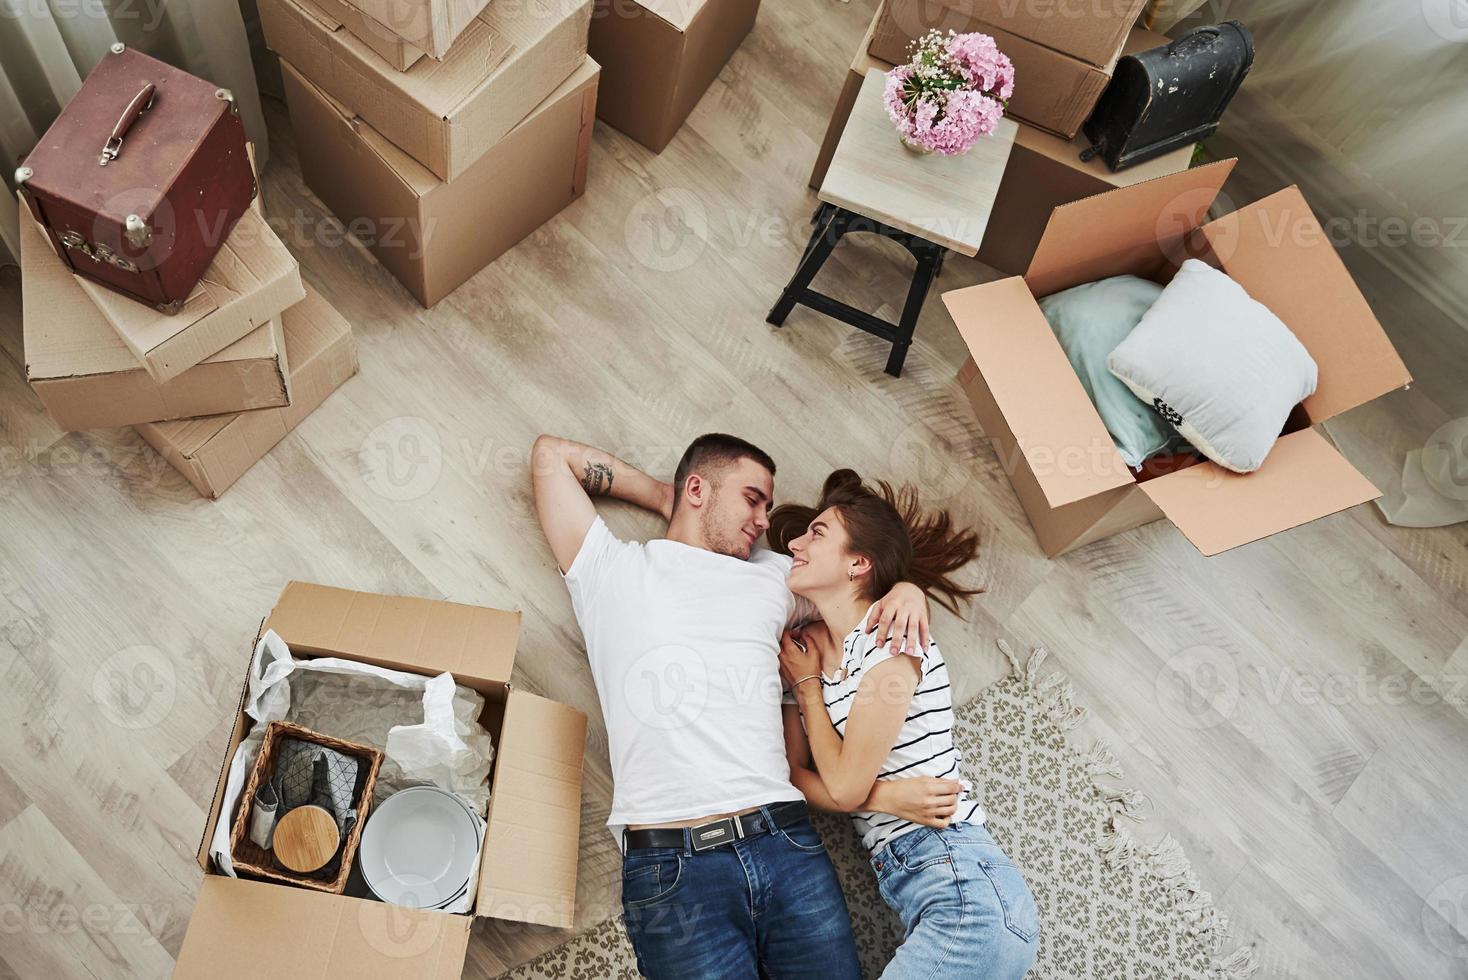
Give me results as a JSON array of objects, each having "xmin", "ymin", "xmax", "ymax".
[{"xmin": 1081, "ymin": 22, "xmax": 1255, "ymax": 172}]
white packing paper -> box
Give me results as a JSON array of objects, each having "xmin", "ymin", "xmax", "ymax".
[{"xmin": 209, "ymin": 630, "xmax": 494, "ymax": 913}]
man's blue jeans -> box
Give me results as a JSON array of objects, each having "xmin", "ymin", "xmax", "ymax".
[{"xmin": 620, "ymin": 807, "xmax": 863, "ymax": 979}]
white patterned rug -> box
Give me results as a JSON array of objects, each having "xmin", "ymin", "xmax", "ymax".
[{"xmin": 495, "ymin": 643, "xmax": 1257, "ymax": 980}]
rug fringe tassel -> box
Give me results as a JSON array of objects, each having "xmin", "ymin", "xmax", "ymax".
[
  {"xmin": 1141, "ymin": 834, "xmax": 1190, "ymax": 879},
  {"xmin": 1084, "ymin": 741, "xmax": 1125, "ymax": 782},
  {"xmin": 1211, "ymin": 945, "xmax": 1259, "ymax": 980},
  {"xmin": 1098, "ymin": 825, "xmax": 1136, "ymax": 867},
  {"xmin": 996, "ymin": 640, "xmax": 1258, "ymax": 980},
  {"xmin": 1038, "ymin": 675, "xmax": 1089, "ymax": 732},
  {"xmin": 997, "ymin": 638, "xmax": 1025, "ymax": 678},
  {"xmin": 1104, "ymin": 786, "xmax": 1152, "ymax": 821}
]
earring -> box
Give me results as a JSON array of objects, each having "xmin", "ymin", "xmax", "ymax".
[{"xmin": 847, "ymin": 568, "xmax": 854, "ymax": 581}]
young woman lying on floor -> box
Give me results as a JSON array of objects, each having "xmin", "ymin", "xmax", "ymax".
[{"xmin": 772, "ymin": 470, "xmax": 1040, "ymax": 979}]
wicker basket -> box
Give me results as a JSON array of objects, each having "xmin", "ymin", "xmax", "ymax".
[{"xmin": 229, "ymin": 720, "xmax": 383, "ymax": 894}]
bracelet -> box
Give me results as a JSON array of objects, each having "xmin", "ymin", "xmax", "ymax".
[{"xmin": 793, "ymin": 673, "xmax": 821, "ymax": 690}]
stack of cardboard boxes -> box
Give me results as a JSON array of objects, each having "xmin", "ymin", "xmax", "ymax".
[
  {"xmin": 19, "ymin": 177, "xmax": 360, "ymax": 498},
  {"xmin": 261, "ymin": 0, "xmax": 599, "ymax": 307},
  {"xmin": 812, "ymin": 5, "xmax": 1199, "ymax": 276}
]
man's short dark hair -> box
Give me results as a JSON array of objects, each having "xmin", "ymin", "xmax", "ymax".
[{"xmin": 672, "ymin": 433, "xmax": 776, "ymax": 511}]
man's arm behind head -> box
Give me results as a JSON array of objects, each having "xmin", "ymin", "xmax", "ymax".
[{"xmin": 531, "ymin": 434, "xmax": 674, "ymax": 572}]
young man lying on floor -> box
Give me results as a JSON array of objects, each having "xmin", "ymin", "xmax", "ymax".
[{"xmin": 531, "ymin": 432, "xmax": 963, "ymax": 980}]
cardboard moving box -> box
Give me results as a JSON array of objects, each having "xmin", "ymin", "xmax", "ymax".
[
  {"xmin": 944, "ymin": 160, "xmax": 1413, "ymax": 557},
  {"xmin": 282, "ymin": 58, "xmax": 598, "ymax": 308},
  {"xmin": 588, "ymin": 0, "xmax": 760, "ymax": 153},
  {"xmin": 72, "ymin": 199, "xmax": 305, "ymax": 384},
  {"xmin": 869, "ymin": 0, "xmax": 1120, "ymax": 138},
  {"xmin": 310, "ymin": 0, "xmax": 427, "ymax": 70},
  {"xmin": 811, "ymin": 18, "xmax": 1193, "ymax": 276},
  {"xmin": 338, "ymin": 0, "xmax": 488, "ymax": 59},
  {"xmin": 19, "ymin": 205, "xmax": 290, "ymax": 431},
  {"xmin": 259, "ymin": 0, "xmax": 591, "ymax": 181},
  {"xmin": 173, "ymin": 581, "xmax": 588, "ymax": 978},
  {"xmin": 877, "ymin": 0, "xmax": 1147, "ymax": 68},
  {"xmin": 136, "ymin": 286, "xmax": 358, "ymax": 498}
]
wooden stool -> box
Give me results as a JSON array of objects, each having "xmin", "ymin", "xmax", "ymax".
[{"xmin": 768, "ymin": 69, "xmax": 1017, "ymax": 377}]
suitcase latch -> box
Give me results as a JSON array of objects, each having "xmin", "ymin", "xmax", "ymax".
[{"xmin": 57, "ymin": 229, "xmax": 141, "ymax": 273}]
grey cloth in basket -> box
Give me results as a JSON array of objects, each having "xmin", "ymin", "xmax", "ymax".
[{"xmin": 270, "ymin": 737, "xmax": 360, "ymax": 839}]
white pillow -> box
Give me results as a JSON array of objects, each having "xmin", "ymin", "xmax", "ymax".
[{"xmin": 1106, "ymin": 259, "xmax": 1318, "ymax": 473}]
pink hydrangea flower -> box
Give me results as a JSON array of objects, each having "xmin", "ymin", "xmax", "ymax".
[{"xmin": 883, "ymin": 30, "xmax": 1014, "ymax": 155}]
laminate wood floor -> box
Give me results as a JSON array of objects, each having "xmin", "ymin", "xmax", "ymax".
[{"xmin": 1, "ymin": 1, "xmax": 1465, "ymax": 976}]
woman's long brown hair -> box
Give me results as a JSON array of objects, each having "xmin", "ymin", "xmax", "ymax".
[{"xmin": 768, "ymin": 469, "xmax": 982, "ymax": 615}]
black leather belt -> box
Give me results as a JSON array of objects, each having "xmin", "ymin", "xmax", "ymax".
[{"xmin": 624, "ymin": 801, "xmax": 809, "ymax": 853}]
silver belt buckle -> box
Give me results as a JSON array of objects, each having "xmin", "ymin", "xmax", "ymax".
[{"xmin": 691, "ymin": 816, "xmax": 742, "ymax": 852}]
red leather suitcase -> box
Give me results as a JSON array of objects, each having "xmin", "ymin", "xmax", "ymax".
[{"xmin": 15, "ymin": 43, "xmax": 256, "ymax": 314}]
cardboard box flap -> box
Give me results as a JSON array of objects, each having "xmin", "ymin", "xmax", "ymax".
[
  {"xmin": 263, "ymin": 581, "xmax": 519, "ymax": 685},
  {"xmin": 174, "ymin": 876, "xmax": 470, "ymax": 979},
  {"xmin": 19, "ymin": 202, "xmax": 268, "ymax": 380},
  {"xmin": 143, "ymin": 288, "xmax": 349, "ymax": 455},
  {"xmin": 294, "ymin": 0, "xmax": 341, "ymax": 29},
  {"xmin": 1139, "ymin": 428, "xmax": 1381, "ymax": 557},
  {"xmin": 281, "ymin": 61, "xmax": 441, "ymax": 199},
  {"xmin": 476, "ymin": 689, "xmax": 586, "ymax": 928},
  {"xmin": 1200, "ymin": 186, "xmax": 1412, "ymax": 422},
  {"xmin": 1024, "ymin": 159, "xmax": 1237, "ymax": 298},
  {"xmin": 639, "ymin": 0, "xmax": 701, "ymax": 31},
  {"xmin": 943, "ymin": 277, "xmax": 1133, "ymax": 507},
  {"xmin": 76, "ymin": 202, "xmax": 304, "ymax": 381}
]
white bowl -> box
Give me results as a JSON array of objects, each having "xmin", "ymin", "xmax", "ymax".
[{"xmin": 360, "ymin": 786, "xmax": 481, "ymax": 909}]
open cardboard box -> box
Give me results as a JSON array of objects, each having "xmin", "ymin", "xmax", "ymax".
[
  {"xmin": 945, "ymin": 159, "xmax": 1413, "ymax": 557},
  {"xmin": 174, "ymin": 582, "xmax": 588, "ymax": 977}
]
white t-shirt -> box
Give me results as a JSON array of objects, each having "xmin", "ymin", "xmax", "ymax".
[{"xmin": 563, "ymin": 517, "xmax": 807, "ymax": 842}]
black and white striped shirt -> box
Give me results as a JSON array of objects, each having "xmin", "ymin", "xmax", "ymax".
[{"xmin": 815, "ymin": 611, "xmax": 984, "ymax": 853}]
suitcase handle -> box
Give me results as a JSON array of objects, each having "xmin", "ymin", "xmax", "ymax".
[
  {"xmin": 99, "ymin": 83, "xmax": 156, "ymax": 167},
  {"xmin": 1166, "ymin": 25, "xmax": 1225, "ymax": 60}
]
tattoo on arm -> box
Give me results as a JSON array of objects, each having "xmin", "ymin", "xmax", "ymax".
[{"xmin": 581, "ymin": 462, "xmax": 614, "ymax": 496}]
